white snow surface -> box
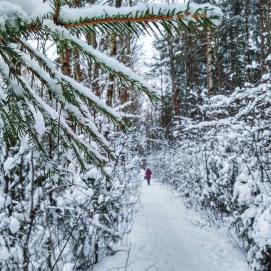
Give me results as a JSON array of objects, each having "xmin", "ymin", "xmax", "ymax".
[
  {"xmin": 0, "ymin": 1, "xmax": 27, "ymax": 30},
  {"xmin": 95, "ymin": 182, "xmax": 250, "ymax": 271},
  {"xmin": 0, "ymin": 246, "xmax": 9, "ymax": 260},
  {"xmin": 0, "ymin": 0, "xmax": 51, "ymax": 19},
  {"xmin": 9, "ymin": 216, "xmax": 20, "ymax": 234},
  {"xmin": 28, "ymin": 104, "xmax": 46, "ymax": 136}
]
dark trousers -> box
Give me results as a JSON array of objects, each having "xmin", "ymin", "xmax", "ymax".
[{"xmin": 146, "ymin": 178, "xmax": 150, "ymax": 185}]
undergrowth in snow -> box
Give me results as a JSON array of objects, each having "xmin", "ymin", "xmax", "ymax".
[{"xmin": 147, "ymin": 82, "xmax": 271, "ymax": 270}]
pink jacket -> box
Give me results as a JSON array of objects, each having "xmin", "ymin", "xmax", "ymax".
[{"xmin": 145, "ymin": 169, "xmax": 152, "ymax": 178}]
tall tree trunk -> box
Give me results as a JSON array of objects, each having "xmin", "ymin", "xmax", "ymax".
[
  {"xmin": 206, "ymin": 30, "xmax": 214, "ymax": 95},
  {"xmin": 74, "ymin": 0, "xmax": 82, "ymax": 82},
  {"xmin": 60, "ymin": 47, "xmax": 71, "ymax": 77},
  {"xmin": 244, "ymin": 0, "xmax": 251, "ymax": 82},
  {"xmin": 87, "ymin": 31, "xmax": 100, "ymax": 97},
  {"xmin": 107, "ymin": 35, "xmax": 117, "ymax": 106},
  {"xmin": 107, "ymin": 0, "xmax": 122, "ymax": 106},
  {"xmin": 166, "ymin": 34, "xmax": 180, "ymax": 116},
  {"xmin": 119, "ymin": 33, "xmax": 131, "ymax": 105},
  {"xmin": 258, "ymin": 0, "xmax": 270, "ymax": 76}
]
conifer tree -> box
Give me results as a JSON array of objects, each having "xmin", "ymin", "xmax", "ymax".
[{"xmin": 0, "ymin": 0, "xmax": 221, "ymax": 171}]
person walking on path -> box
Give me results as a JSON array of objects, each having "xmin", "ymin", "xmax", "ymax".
[{"xmin": 145, "ymin": 168, "xmax": 152, "ymax": 185}]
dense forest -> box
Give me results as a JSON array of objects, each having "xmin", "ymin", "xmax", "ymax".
[
  {"xmin": 147, "ymin": 1, "xmax": 271, "ymax": 270},
  {"xmin": 0, "ymin": 0, "xmax": 270, "ymax": 270}
]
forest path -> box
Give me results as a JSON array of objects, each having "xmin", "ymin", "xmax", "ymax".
[{"xmin": 95, "ymin": 182, "xmax": 250, "ymax": 271}]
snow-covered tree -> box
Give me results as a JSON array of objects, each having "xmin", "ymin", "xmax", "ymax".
[
  {"xmin": 0, "ymin": 0, "xmax": 221, "ymax": 171},
  {"xmin": 0, "ymin": 1, "xmax": 221, "ymax": 270}
]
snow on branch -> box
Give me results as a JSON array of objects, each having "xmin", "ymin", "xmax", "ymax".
[
  {"xmin": 18, "ymin": 39, "xmax": 122, "ymax": 124},
  {"xmin": 0, "ymin": 2, "xmax": 222, "ymax": 35},
  {"xmin": 0, "ymin": 52, "xmax": 109, "ymax": 171},
  {"xmin": 0, "ymin": 0, "xmax": 222, "ymax": 172},
  {"xmin": 0, "ymin": 2, "xmax": 27, "ymax": 28},
  {"xmin": 44, "ymin": 20, "xmax": 158, "ymax": 102},
  {"xmin": 59, "ymin": 3, "xmax": 222, "ymax": 31}
]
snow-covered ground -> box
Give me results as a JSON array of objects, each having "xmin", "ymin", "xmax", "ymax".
[{"xmin": 95, "ymin": 181, "xmax": 250, "ymax": 271}]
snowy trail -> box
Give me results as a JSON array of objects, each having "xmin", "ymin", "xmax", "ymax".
[{"xmin": 95, "ymin": 182, "xmax": 250, "ymax": 271}]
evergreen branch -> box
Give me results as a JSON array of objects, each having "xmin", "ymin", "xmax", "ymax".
[
  {"xmin": 25, "ymin": 4, "xmax": 221, "ymax": 37},
  {"xmin": 0, "ymin": 57, "xmax": 108, "ymax": 171},
  {"xmin": 44, "ymin": 21, "xmax": 159, "ymax": 102},
  {"xmin": 0, "ymin": 1, "xmax": 222, "ymax": 174},
  {"xmin": 61, "ymin": 13, "xmax": 208, "ymax": 29},
  {"xmin": 58, "ymin": 3, "xmax": 222, "ymax": 33},
  {"xmin": 11, "ymin": 41, "xmax": 119, "ymax": 158},
  {"xmin": 17, "ymin": 39, "xmax": 123, "ymax": 124}
]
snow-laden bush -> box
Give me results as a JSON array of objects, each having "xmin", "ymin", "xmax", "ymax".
[
  {"xmin": 150, "ymin": 81, "xmax": 271, "ymax": 270},
  {"xmin": 0, "ymin": 131, "xmax": 142, "ymax": 270}
]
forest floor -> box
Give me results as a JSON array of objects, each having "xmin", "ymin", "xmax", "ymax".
[{"xmin": 95, "ymin": 181, "xmax": 250, "ymax": 271}]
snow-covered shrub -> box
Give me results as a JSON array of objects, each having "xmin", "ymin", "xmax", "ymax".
[
  {"xmin": 0, "ymin": 132, "xmax": 142, "ymax": 270},
  {"xmin": 150, "ymin": 81, "xmax": 271, "ymax": 270}
]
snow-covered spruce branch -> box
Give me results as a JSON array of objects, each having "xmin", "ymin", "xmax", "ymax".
[
  {"xmin": 0, "ymin": 1, "xmax": 221, "ymax": 172},
  {"xmin": 13, "ymin": 40, "xmax": 120, "ymax": 152},
  {"xmin": 43, "ymin": 21, "xmax": 158, "ymax": 102},
  {"xmin": 17, "ymin": 39, "xmax": 122, "ymax": 124},
  {"xmin": 0, "ymin": 58, "xmax": 108, "ymax": 171},
  {"xmin": 0, "ymin": 2, "xmax": 222, "ymax": 40},
  {"xmin": 56, "ymin": 4, "xmax": 222, "ymax": 32}
]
